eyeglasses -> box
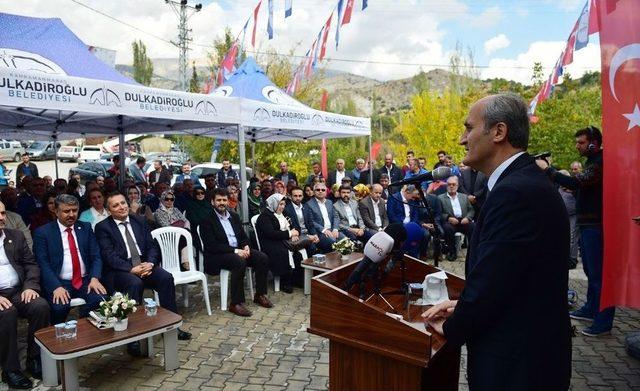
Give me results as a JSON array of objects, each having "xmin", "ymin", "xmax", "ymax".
[
  {"xmin": 195, "ymin": 192, "xmax": 205, "ymax": 196},
  {"xmin": 165, "ymin": 197, "xmax": 175, "ymax": 201},
  {"xmin": 315, "ymin": 189, "xmax": 326, "ymax": 192}
]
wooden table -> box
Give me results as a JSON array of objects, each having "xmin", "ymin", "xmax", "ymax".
[
  {"xmin": 35, "ymin": 307, "xmax": 182, "ymax": 391},
  {"xmin": 301, "ymin": 252, "xmax": 363, "ymax": 295}
]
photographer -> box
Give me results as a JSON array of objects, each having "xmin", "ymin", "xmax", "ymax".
[{"xmin": 536, "ymin": 126, "xmax": 614, "ymax": 337}]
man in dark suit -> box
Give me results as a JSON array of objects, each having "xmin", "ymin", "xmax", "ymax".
[
  {"xmin": 459, "ymin": 166, "xmax": 488, "ymax": 217},
  {"xmin": 303, "ymin": 182, "xmax": 344, "ymax": 253},
  {"xmin": 326, "ymin": 159, "xmax": 347, "ymax": 189},
  {"xmin": 358, "ymin": 184, "xmax": 388, "ymax": 233},
  {"xmin": 147, "ymin": 160, "xmax": 172, "ymax": 187},
  {"xmin": 386, "ymin": 185, "xmax": 420, "ymax": 225},
  {"xmin": 273, "ymin": 161, "xmax": 298, "ymax": 186},
  {"xmin": 95, "ymin": 193, "xmax": 191, "ymax": 347},
  {"xmin": 199, "ymin": 188, "xmax": 272, "ymax": 317},
  {"xmin": 379, "ymin": 154, "xmax": 403, "ymax": 193},
  {"xmin": 216, "ymin": 160, "xmax": 239, "ymax": 189},
  {"xmin": 333, "ymin": 185, "xmax": 372, "ymax": 242},
  {"xmin": 15, "ymin": 153, "xmax": 39, "ymax": 186},
  {"xmin": 0, "ymin": 201, "xmax": 49, "ymax": 387},
  {"xmin": 33, "ymin": 195, "xmax": 106, "ymax": 325},
  {"xmin": 438, "ymin": 176, "xmax": 475, "ymax": 261},
  {"xmin": 423, "ymin": 93, "xmax": 571, "ymax": 390},
  {"xmin": 17, "ymin": 177, "xmax": 46, "ymax": 227}
]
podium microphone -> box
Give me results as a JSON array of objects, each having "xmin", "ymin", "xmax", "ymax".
[
  {"xmin": 389, "ymin": 166, "xmax": 452, "ymax": 187},
  {"xmin": 343, "ymin": 224, "xmax": 407, "ymax": 292}
]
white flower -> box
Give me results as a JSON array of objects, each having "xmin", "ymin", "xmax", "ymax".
[
  {"xmin": 132, "ymin": 306, "xmax": 137, "ymax": 312},
  {"xmin": 111, "ymin": 304, "xmax": 118, "ymax": 312},
  {"xmin": 122, "ymin": 303, "xmax": 128, "ymax": 309},
  {"xmin": 113, "ymin": 292, "xmax": 123, "ymax": 299}
]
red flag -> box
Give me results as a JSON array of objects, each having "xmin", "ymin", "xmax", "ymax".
[
  {"xmin": 342, "ymin": 0, "xmax": 355, "ymax": 25},
  {"xmin": 252, "ymin": 1, "xmax": 262, "ymax": 48},
  {"xmin": 561, "ymin": 21, "xmax": 578, "ymax": 66},
  {"xmin": 320, "ymin": 90, "xmax": 329, "ymax": 179},
  {"xmin": 588, "ymin": 0, "xmax": 599, "ymax": 34},
  {"xmin": 319, "ymin": 12, "xmax": 333, "ymax": 61},
  {"xmin": 599, "ymin": 0, "xmax": 640, "ymax": 309}
]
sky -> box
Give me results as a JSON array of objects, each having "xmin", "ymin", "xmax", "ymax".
[{"xmin": 1, "ymin": 0, "xmax": 601, "ymax": 85}]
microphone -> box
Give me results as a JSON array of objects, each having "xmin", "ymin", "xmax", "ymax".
[
  {"xmin": 389, "ymin": 166, "xmax": 452, "ymax": 187},
  {"xmin": 343, "ymin": 224, "xmax": 407, "ymax": 292}
]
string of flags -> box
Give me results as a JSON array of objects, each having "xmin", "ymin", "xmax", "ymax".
[{"xmin": 529, "ymin": 0, "xmax": 598, "ymax": 117}]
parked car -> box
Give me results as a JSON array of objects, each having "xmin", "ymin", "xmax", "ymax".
[
  {"xmin": 68, "ymin": 161, "xmax": 113, "ymax": 184},
  {"xmin": 0, "ymin": 139, "xmax": 25, "ymax": 162},
  {"xmin": 26, "ymin": 141, "xmax": 61, "ymax": 161},
  {"xmin": 78, "ymin": 145, "xmax": 102, "ymax": 163},
  {"xmin": 190, "ymin": 163, "xmax": 253, "ymax": 189},
  {"xmin": 57, "ymin": 146, "xmax": 80, "ymax": 162}
]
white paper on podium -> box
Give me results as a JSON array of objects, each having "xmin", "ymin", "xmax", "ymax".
[{"xmin": 418, "ymin": 271, "xmax": 450, "ymax": 306}]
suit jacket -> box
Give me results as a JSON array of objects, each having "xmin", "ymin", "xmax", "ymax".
[
  {"xmin": 357, "ymin": 168, "xmax": 381, "ymax": 186},
  {"xmin": 438, "ymin": 192, "xmax": 475, "ymax": 221},
  {"xmin": 386, "ymin": 192, "xmax": 419, "ymax": 224},
  {"xmin": 16, "ymin": 162, "xmax": 39, "ymax": 183},
  {"xmin": 442, "ymin": 153, "xmax": 571, "ymax": 390},
  {"xmin": 358, "ymin": 196, "xmax": 388, "ymax": 230},
  {"xmin": 33, "ymin": 220, "xmax": 102, "ymax": 294},
  {"xmin": 327, "ymin": 170, "xmax": 348, "ymax": 188},
  {"xmin": 148, "ymin": 168, "xmax": 172, "ymax": 186},
  {"xmin": 16, "ymin": 193, "xmax": 39, "ymax": 227},
  {"xmin": 5, "ymin": 210, "xmax": 33, "ymax": 250},
  {"xmin": 283, "ymin": 201, "xmax": 304, "ymax": 232},
  {"xmin": 333, "ymin": 199, "xmax": 365, "ymax": 231},
  {"xmin": 379, "ymin": 164, "xmax": 403, "ymax": 185},
  {"xmin": 1, "ymin": 228, "xmax": 40, "ymax": 293},
  {"xmin": 303, "ymin": 198, "xmax": 340, "ymax": 235},
  {"xmin": 274, "ymin": 171, "xmax": 298, "ymax": 185},
  {"xmin": 128, "ymin": 163, "xmax": 147, "ymax": 184},
  {"xmin": 459, "ymin": 168, "xmax": 488, "ymax": 213},
  {"xmin": 94, "ymin": 215, "xmax": 160, "ymax": 274},
  {"xmin": 419, "ymin": 194, "xmax": 444, "ymax": 234},
  {"xmin": 216, "ymin": 169, "xmax": 239, "ymax": 188},
  {"xmin": 199, "ymin": 209, "xmax": 250, "ymax": 273}
]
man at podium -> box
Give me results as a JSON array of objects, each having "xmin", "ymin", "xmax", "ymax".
[{"xmin": 423, "ymin": 94, "xmax": 572, "ymax": 390}]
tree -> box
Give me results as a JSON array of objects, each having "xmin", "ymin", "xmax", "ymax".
[
  {"xmin": 132, "ymin": 40, "xmax": 153, "ymax": 86},
  {"xmin": 189, "ymin": 61, "xmax": 199, "ymax": 92},
  {"xmin": 532, "ymin": 62, "xmax": 544, "ymax": 88}
]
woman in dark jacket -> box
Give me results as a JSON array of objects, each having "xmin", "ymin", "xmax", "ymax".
[{"xmin": 256, "ymin": 193, "xmax": 300, "ymax": 293}]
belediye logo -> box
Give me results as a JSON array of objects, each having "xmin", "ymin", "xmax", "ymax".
[
  {"xmin": 195, "ymin": 100, "xmax": 217, "ymax": 116},
  {"xmin": 89, "ymin": 87, "xmax": 121, "ymax": 107},
  {"xmin": 312, "ymin": 114, "xmax": 324, "ymax": 125},
  {"xmin": 253, "ymin": 108, "xmax": 270, "ymax": 121}
]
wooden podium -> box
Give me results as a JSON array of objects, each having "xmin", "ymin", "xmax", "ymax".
[{"xmin": 308, "ymin": 255, "xmax": 465, "ymax": 391}]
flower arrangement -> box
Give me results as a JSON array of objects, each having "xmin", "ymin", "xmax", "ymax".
[
  {"xmin": 98, "ymin": 292, "xmax": 137, "ymax": 321},
  {"xmin": 332, "ymin": 237, "xmax": 356, "ymax": 255}
]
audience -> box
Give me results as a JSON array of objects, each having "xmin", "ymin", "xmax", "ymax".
[
  {"xmin": 333, "ymin": 185, "xmax": 373, "ymax": 243},
  {"xmin": 304, "ymin": 182, "xmax": 343, "ymax": 253},
  {"xmin": 358, "ymin": 183, "xmax": 388, "ymax": 233},
  {"xmin": 438, "ymin": 176, "xmax": 475, "ymax": 261},
  {"xmin": 29, "ymin": 191, "xmax": 57, "ymax": 232},
  {"xmin": 79, "ymin": 188, "xmax": 109, "ymax": 230}
]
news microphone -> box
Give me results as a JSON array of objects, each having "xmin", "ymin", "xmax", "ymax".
[{"xmin": 389, "ymin": 166, "xmax": 452, "ymax": 187}]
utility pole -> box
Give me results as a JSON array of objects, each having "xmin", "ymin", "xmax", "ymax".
[{"xmin": 165, "ymin": 0, "xmax": 202, "ymax": 91}]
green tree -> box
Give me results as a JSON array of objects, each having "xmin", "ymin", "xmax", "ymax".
[
  {"xmin": 189, "ymin": 61, "xmax": 199, "ymax": 92},
  {"xmin": 532, "ymin": 62, "xmax": 544, "ymax": 88},
  {"xmin": 132, "ymin": 40, "xmax": 153, "ymax": 86}
]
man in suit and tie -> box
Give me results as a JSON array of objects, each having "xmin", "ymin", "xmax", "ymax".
[
  {"xmin": 438, "ymin": 176, "xmax": 475, "ymax": 261},
  {"xmin": 0, "ymin": 201, "xmax": 49, "ymax": 387},
  {"xmin": 33, "ymin": 195, "xmax": 106, "ymax": 325},
  {"xmin": 95, "ymin": 193, "xmax": 191, "ymax": 348},
  {"xmin": 199, "ymin": 188, "xmax": 272, "ymax": 317},
  {"xmin": 304, "ymin": 182, "xmax": 344, "ymax": 253},
  {"xmin": 333, "ymin": 185, "xmax": 373, "ymax": 243},
  {"xmin": 423, "ymin": 93, "xmax": 571, "ymax": 390},
  {"xmin": 358, "ymin": 184, "xmax": 389, "ymax": 233},
  {"xmin": 148, "ymin": 160, "xmax": 172, "ymax": 187}
]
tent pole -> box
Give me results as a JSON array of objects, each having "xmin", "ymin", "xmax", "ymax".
[
  {"xmin": 368, "ymin": 135, "xmax": 373, "ymax": 186},
  {"xmin": 52, "ymin": 132, "xmax": 59, "ymax": 179},
  {"xmin": 251, "ymin": 140, "xmax": 256, "ymax": 177},
  {"xmin": 117, "ymin": 115, "xmax": 125, "ymax": 190},
  {"xmin": 238, "ymin": 125, "xmax": 249, "ymax": 229}
]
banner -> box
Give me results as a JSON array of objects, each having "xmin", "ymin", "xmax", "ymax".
[
  {"xmin": 599, "ymin": 0, "xmax": 640, "ymax": 309},
  {"xmin": 252, "ymin": 1, "xmax": 262, "ymax": 47}
]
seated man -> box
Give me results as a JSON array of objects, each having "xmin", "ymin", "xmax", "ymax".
[
  {"xmin": 333, "ymin": 185, "xmax": 373, "ymax": 243},
  {"xmin": 199, "ymin": 188, "xmax": 272, "ymax": 317},
  {"xmin": 33, "ymin": 194, "xmax": 106, "ymax": 325},
  {"xmin": 358, "ymin": 183, "xmax": 388, "ymax": 233},
  {"xmin": 95, "ymin": 193, "xmax": 191, "ymax": 352},
  {"xmin": 438, "ymin": 176, "xmax": 475, "ymax": 261},
  {"xmin": 0, "ymin": 201, "xmax": 49, "ymax": 387},
  {"xmin": 303, "ymin": 183, "xmax": 344, "ymax": 253},
  {"xmin": 283, "ymin": 187, "xmax": 320, "ymax": 255},
  {"xmin": 387, "ymin": 185, "xmax": 428, "ymax": 258}
]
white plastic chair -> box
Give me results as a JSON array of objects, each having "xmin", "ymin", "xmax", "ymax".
[
  {"xmin": 251, "ymin": 215, "xmax": 307, "ymax": 292},
  {"xmin": 196, "ymin": 225, "xmax": 254, "ymax": 311},
  {"xmin": 151, "ymin": 227, "xmax": 212, "ymax": 316}
]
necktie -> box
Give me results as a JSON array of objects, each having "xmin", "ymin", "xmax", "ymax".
[
  {"xmin": 65, "ymin": 227, "xmax": 82, "ymax": 290},
  {"xmin": 120, "ymin": 222, "xmax": 141, "ymax": 266}
]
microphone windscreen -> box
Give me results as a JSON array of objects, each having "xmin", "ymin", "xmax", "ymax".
[
  {"xmin": 364, "ymin": 231, "xmax": 395, "ymax": 263},
  {"xmin": 433, "ymin": 166, "xmax": 452, "ymax": 180}
]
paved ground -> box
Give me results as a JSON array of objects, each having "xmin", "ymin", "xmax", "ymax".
[{"xmin": 11, "ymin": 254, "xmax": 637, "ymax": 391}]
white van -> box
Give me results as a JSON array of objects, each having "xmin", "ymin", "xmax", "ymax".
[{"xmin": 78, "ymin": 145, "xmax": 102, "ymax": 163}]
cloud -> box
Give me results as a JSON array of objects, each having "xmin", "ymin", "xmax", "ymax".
[
  {"xmin": 484, "ymin": 34, "xmax": 510, "ymax": 55},
  {"xmin": 482, "ymin": 41, "xmax": 600, "ymax": 85},
  {"xmin": 468, "ymin": 6, "xmax": 504, "ymax": 28}
]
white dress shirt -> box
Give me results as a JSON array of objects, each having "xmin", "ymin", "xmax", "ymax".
[
  {"xmin": 335, "ymin": 170, "xmax": 346, "ymax": 184},
  {"xmin": 372, "ymin": 199, "xmax": 383, "ymax": 228},
  {"xmin": 0, "ymin": 233, "xmax": 19, "ymax": 290},
  {"xmin": 317, "ymin": 199, "xmax": 332, "ymax": 231},
  {"xmin": 115, "ymin": 217, "xmax": 142, "ymax": 259},
  {"xmin": 487, "ymin": 151, "xmax": 526, "ymax": 191},
  {"xmin": 447, "ymin": 193, "xmax": 463, "ymax": 218},
  {"xmin": 215, "ymin": 210, "xmax": 238, "ymax": 248},
  {"xmin": 293, "ymin": 203, "xmax": 307, "ymax": 232},
  {"xmin": 90, "ymin": 207, "xmax": 110, "ymax": 230},
  {"xmin": 58, "ymin": 221, "xmax": 86, "ymax": 280},
  {"xmin": 401, "ymin": 193, "xmax": 411, "ymax": 224},
  {"xmin": 342, "ymin": 201, "xmax": 357, "ymax": 226}
]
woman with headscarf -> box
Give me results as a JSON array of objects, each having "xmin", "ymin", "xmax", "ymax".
[
  {"xmin": 273, "ymin": 180, "xmax": 287, "ymax": 196},
  {"xmin": 247, "ymin": 182, "xmax": 263, "ymax": 218},
  {"xmin": 185, "ymin": 186, "xmax": 212, "ymax": 269},
  {"xmin": 302, "ymin": 184, "xmax": 314, "ymax": 203},
  {"xmin": 154, "ymin": 190, "xmax": 191, "ymax": 270},
  {"xmin": 256, "ymin": 193, "xmax": 312, "ymax": 293}
]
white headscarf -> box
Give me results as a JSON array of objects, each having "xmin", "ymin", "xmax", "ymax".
[{"xmin": 265, "ymin": 193, "xmax": 289, "ymax": 231}]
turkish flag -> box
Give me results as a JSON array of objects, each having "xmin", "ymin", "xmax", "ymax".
[
  {"xmin": 320, "ymin": 91, "xmax": 329, "ymax": 179},
  {"xmin": 342, "ymin": 0, "xmax": 355, "ymax": 26},
  {"xmin": 319, "ymin": 12, "xmax": 333, "ymax": 61},
  {"xmin": 599, "ymin": 0, "xmax": 640, "ymax": 309},
  {"xmin": 251, "ymin": 1, "xmax": 262, "ymax": 48}
]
